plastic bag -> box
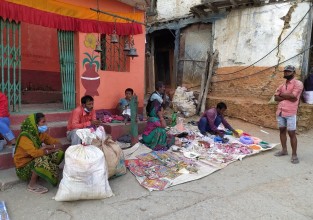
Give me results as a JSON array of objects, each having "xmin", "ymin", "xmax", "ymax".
[
  {"xmin": 303, "ymin": 91, "xmax": 313, "ymax": 104},
  {"xmin": 54, "ymin": 129, "xmax": 113, "ymax": 201},
  {"xmin": 268, "ymin": 95, "xmax": 277, "ymax": 105}
]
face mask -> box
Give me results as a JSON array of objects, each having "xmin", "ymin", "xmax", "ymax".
[
  {"xmin": 84, "ymin": 107, "xmax": 90, "ymax": 113},
  {"xmin": 283, "ymin": 75, "xmax": 294, "ymax": 80},
  {"xmin": 38, "ymin": 125, "xmax": 48, "ymax": 133}
]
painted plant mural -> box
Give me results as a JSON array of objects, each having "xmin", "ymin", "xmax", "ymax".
[{"xmin": 81, "ymin": 34, "xmax": 101, "ymax": 96}]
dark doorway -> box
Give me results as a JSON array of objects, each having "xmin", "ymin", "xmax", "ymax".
[
  {"xmin": 154, "ymin": 29, "xmax": 175, "ymax": 88},
  {"xmin": 155, "ymin": 51, "xmax": 170, "ymax": 84}
]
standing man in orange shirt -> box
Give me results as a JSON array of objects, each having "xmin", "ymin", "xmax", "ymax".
[
  {"xmin": 274, "ymin": 65, "xmax": 303, "ymax": 164},
  {"xmin": 67, "ymin": 95, "xmax": 101, "ymax": 145}
]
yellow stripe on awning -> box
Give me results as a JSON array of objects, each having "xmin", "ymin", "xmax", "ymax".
[{"xmin": 5, "ymin": 0, "xmax": 143, "ymax": 23}]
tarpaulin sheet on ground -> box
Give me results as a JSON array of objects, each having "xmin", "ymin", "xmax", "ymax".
[{"xmin": 124, "ymin": 124, "xmax": 278, "ymax": 191}]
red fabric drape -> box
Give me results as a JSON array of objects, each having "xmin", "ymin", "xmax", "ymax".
[{"xmin": 0, "ymin": 1, "xmax": 143, "ymax": 35}]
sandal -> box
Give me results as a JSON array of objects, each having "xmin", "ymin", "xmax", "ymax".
[
  {"xmin": 291, "ymin": 157, "xmax": 299, "ymax": 164},
  {"xmin": 27, "ymin": 185, "xmax": 48, "ymax": 194},
  {"xmin": 274, "ymin": 151, "xmax": 288, "ymax": 157}
]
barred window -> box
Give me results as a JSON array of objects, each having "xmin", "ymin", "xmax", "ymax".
[{"xmin": 100, "ymin": 34, "xmax": 130, "ymax": 72}]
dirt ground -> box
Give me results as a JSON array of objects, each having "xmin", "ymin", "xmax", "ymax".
[{"xmin": 1, "ymin": 117, "xmax": 313, "ymax": 220}]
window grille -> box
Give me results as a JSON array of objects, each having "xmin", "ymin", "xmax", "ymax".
[{"xmin": 100, "ymin": 34, "xmax": 130, "ymax": 72}]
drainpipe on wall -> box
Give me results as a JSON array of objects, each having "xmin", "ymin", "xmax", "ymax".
[{"xmin": 173, "ymin": 29, "xmax": 180, "ymax": 88}]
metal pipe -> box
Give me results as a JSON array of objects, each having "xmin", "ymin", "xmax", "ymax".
[{"xmin": 90, "ymin": 8, "xmax": 149, "ymax": 27}]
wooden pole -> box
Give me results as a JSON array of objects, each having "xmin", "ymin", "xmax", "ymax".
[
  {"xmin": 200, "ymin": 50, "xmax": 218, "ymax": 114},
  {"xmin": 197, "ymin": 49, "xmax": 211, "ymax": 114}
]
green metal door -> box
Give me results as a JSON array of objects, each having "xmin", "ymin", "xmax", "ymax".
[
  {"xmin": 0, "ymin": 18, "xmax": 21, "ymax": 112},
  {"xmin": 58, "ymin": 30, "xmax": 76, "ymax": 110}
]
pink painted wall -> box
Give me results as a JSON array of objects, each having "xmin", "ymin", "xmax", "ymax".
[
  {"xmin": 74, "ymin": 0, "xmax": 145, "ymax": 110},
  {"xmin": 21, "ymin": 22, "xmax": 59, "ymax": 72},
  {"xmin": 21, "ymin": 22, "xmax": 61, "ymax": 91},
  {"xmin": 77, "ymin": 31, "xmax": 145, "ymax": 110}
]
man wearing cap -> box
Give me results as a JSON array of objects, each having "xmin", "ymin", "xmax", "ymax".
[{"xmin": 274, "ymin": 65, "xmax": 303, "ymax": 164}]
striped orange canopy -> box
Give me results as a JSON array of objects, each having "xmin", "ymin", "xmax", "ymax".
[{"xmin": 0, "ymin": 0, "xmax": 144, "ymax": 35}]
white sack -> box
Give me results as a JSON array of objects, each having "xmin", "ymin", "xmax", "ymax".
[
  {"xmin": 303, "ymin": 91, "xmax": 313, "ymax": 104},
  {"xmin": 54, "ymin": 129, "xmax": 113, "ymax": 201}
]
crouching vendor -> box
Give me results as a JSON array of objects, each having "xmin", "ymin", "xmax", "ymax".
[
  {"xmin": 198, "ymin": 102, "xmax": 239, "ymax": 137},
  {"xmin": 14, "ymin": 113, "xmax": 64, "ymax": 194}
]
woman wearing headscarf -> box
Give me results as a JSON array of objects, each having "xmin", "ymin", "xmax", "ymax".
[
  {"xmin": 14, "ymin": 113, "xmax": 64, "ymax": 194},
  {"xmin": 142, "ymin": 81, "xmax": 178, "ymax": 151}
]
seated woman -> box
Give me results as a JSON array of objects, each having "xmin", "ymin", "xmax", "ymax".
[
  {"xmin": 142, "ymin": 90, "xmax": 179, "ymax": 151},
  {"xmin": 0, "ymin": 92, "xmax": 16, "ymax": 150},
  {"xmin": 14, "ymin": 113, "xmax": 64, "ymax": 194}
]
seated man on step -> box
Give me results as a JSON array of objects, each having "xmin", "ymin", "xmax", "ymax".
[
  {"xmin": 198, "ymin": 102, "xmax": 239, "ymax": 137},
  {"xmin": 67, "ymin": 95, "xmax": 101, "ymax": 145}
]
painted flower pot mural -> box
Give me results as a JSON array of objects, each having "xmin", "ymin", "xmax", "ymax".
[{"xmin": 81, "ymin": 52, "xmax": 100, "ymax": 96}]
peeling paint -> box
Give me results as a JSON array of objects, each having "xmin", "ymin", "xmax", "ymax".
[{"xmin": 214, "ymin": 2, "xmax": 309, "ymax": 68}]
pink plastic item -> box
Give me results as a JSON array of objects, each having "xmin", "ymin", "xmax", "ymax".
[{"xmin": 251, "ymin": 136, "xmax": 262, "ymax": 144}]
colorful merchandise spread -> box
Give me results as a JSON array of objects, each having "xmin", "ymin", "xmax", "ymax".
[{"xmin": 125, "ymin": 124, "xmax": 278, "ymax": 191}]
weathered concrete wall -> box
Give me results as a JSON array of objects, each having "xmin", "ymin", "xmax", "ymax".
[
  {"xmin": 207, "ymin": 96, "xmax": 313, "ymax": 131},
  {"xmin": 180, "ymin": 24, "xmax": 212, "ymax": 87},
  {"xmin": 156, "ymin": 0, "xmax": 201, "ymax": 21},
  {"xmin": 211, "ymin": 2, "xmax": 311, "ymax": 100}
]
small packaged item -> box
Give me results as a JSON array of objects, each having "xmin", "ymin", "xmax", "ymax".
[{"xmin": 0, "ymin": 201, "xmax": 10, "ymax": 220}]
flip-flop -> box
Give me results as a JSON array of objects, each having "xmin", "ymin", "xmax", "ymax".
[
  {"xmin": 274, "ymin": 151, "xmax": 288, "ymax": 157},
  {"xmin": 27, "ymin": 185, "xmax": 48, "ymax": 194},
  {"xmin": 291, "ymin": 157, "xmax": 299, "ymax": 164}
]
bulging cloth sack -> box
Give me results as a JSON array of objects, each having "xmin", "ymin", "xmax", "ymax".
[
  {"xmin": 54, "ymin": 129, "xmax": 113, "ymax": 201},
  {"xmin": 96, "ymin": 136, "xmax": 127, "ymax": 178}
]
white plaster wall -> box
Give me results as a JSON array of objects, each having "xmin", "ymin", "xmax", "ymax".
[
  {"xmin": 213, "ymin": 2, "xmax": 311, "ymax": 68},
  {"xmin": 156, "ymin": 0, "xmax": 202, "ymax": 21},
  {"xmin": 183, "ymin": 28, "xmax": 212, "ymax": 84}
]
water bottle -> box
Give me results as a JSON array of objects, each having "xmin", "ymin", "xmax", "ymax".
[{"xmin": 171, "ymin": 111, "xmax": 177, "ymax": 127}]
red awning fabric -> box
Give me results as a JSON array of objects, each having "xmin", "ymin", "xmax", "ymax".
[{"xmin": 0, "ymin": 0, "xmax": 143, "ymax": 35}]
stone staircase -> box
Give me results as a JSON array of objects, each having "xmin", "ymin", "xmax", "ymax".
[
  {"xmin": 206, "ymin": 96, "xmax": 313, "ymax": 132},
  {"xmin": 0, "ymin": 112, "xmax": 71, "ymax": 170}
]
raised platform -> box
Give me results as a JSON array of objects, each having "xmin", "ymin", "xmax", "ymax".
[
  {"xmin": 206, "ymin": 96, "xmax": 313, "ymax": 131},
  {"xmin": 102, "ymin": 121, "xmax": 147, "ymax": 141},
  {"xmin": 1, "ymin": 108, "xmax": 71, "ymax": 170}
]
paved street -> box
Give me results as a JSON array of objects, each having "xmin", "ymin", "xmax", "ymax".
[{"xmin": 1, "ymin": 118, "xmax": 313, "ymax": 220}]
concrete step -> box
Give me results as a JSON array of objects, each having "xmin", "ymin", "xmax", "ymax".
[
  {"xmin": 0, "ymin": 167, "xmax": 21, "ymax": 191},
  {"xmin": 11, "ymin": 121, "xmax": 68, "ymax": 139},
  {"xmin": 10, "ymin": 111, "xmax": 71, "ymax": 125},
  {"xmin": 0, "ymin": 137, "xmax": 70, "ymax": 170},
  {"xmin": 0, "ymin": 146, "xmax": 15, "ymax": 170}
]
